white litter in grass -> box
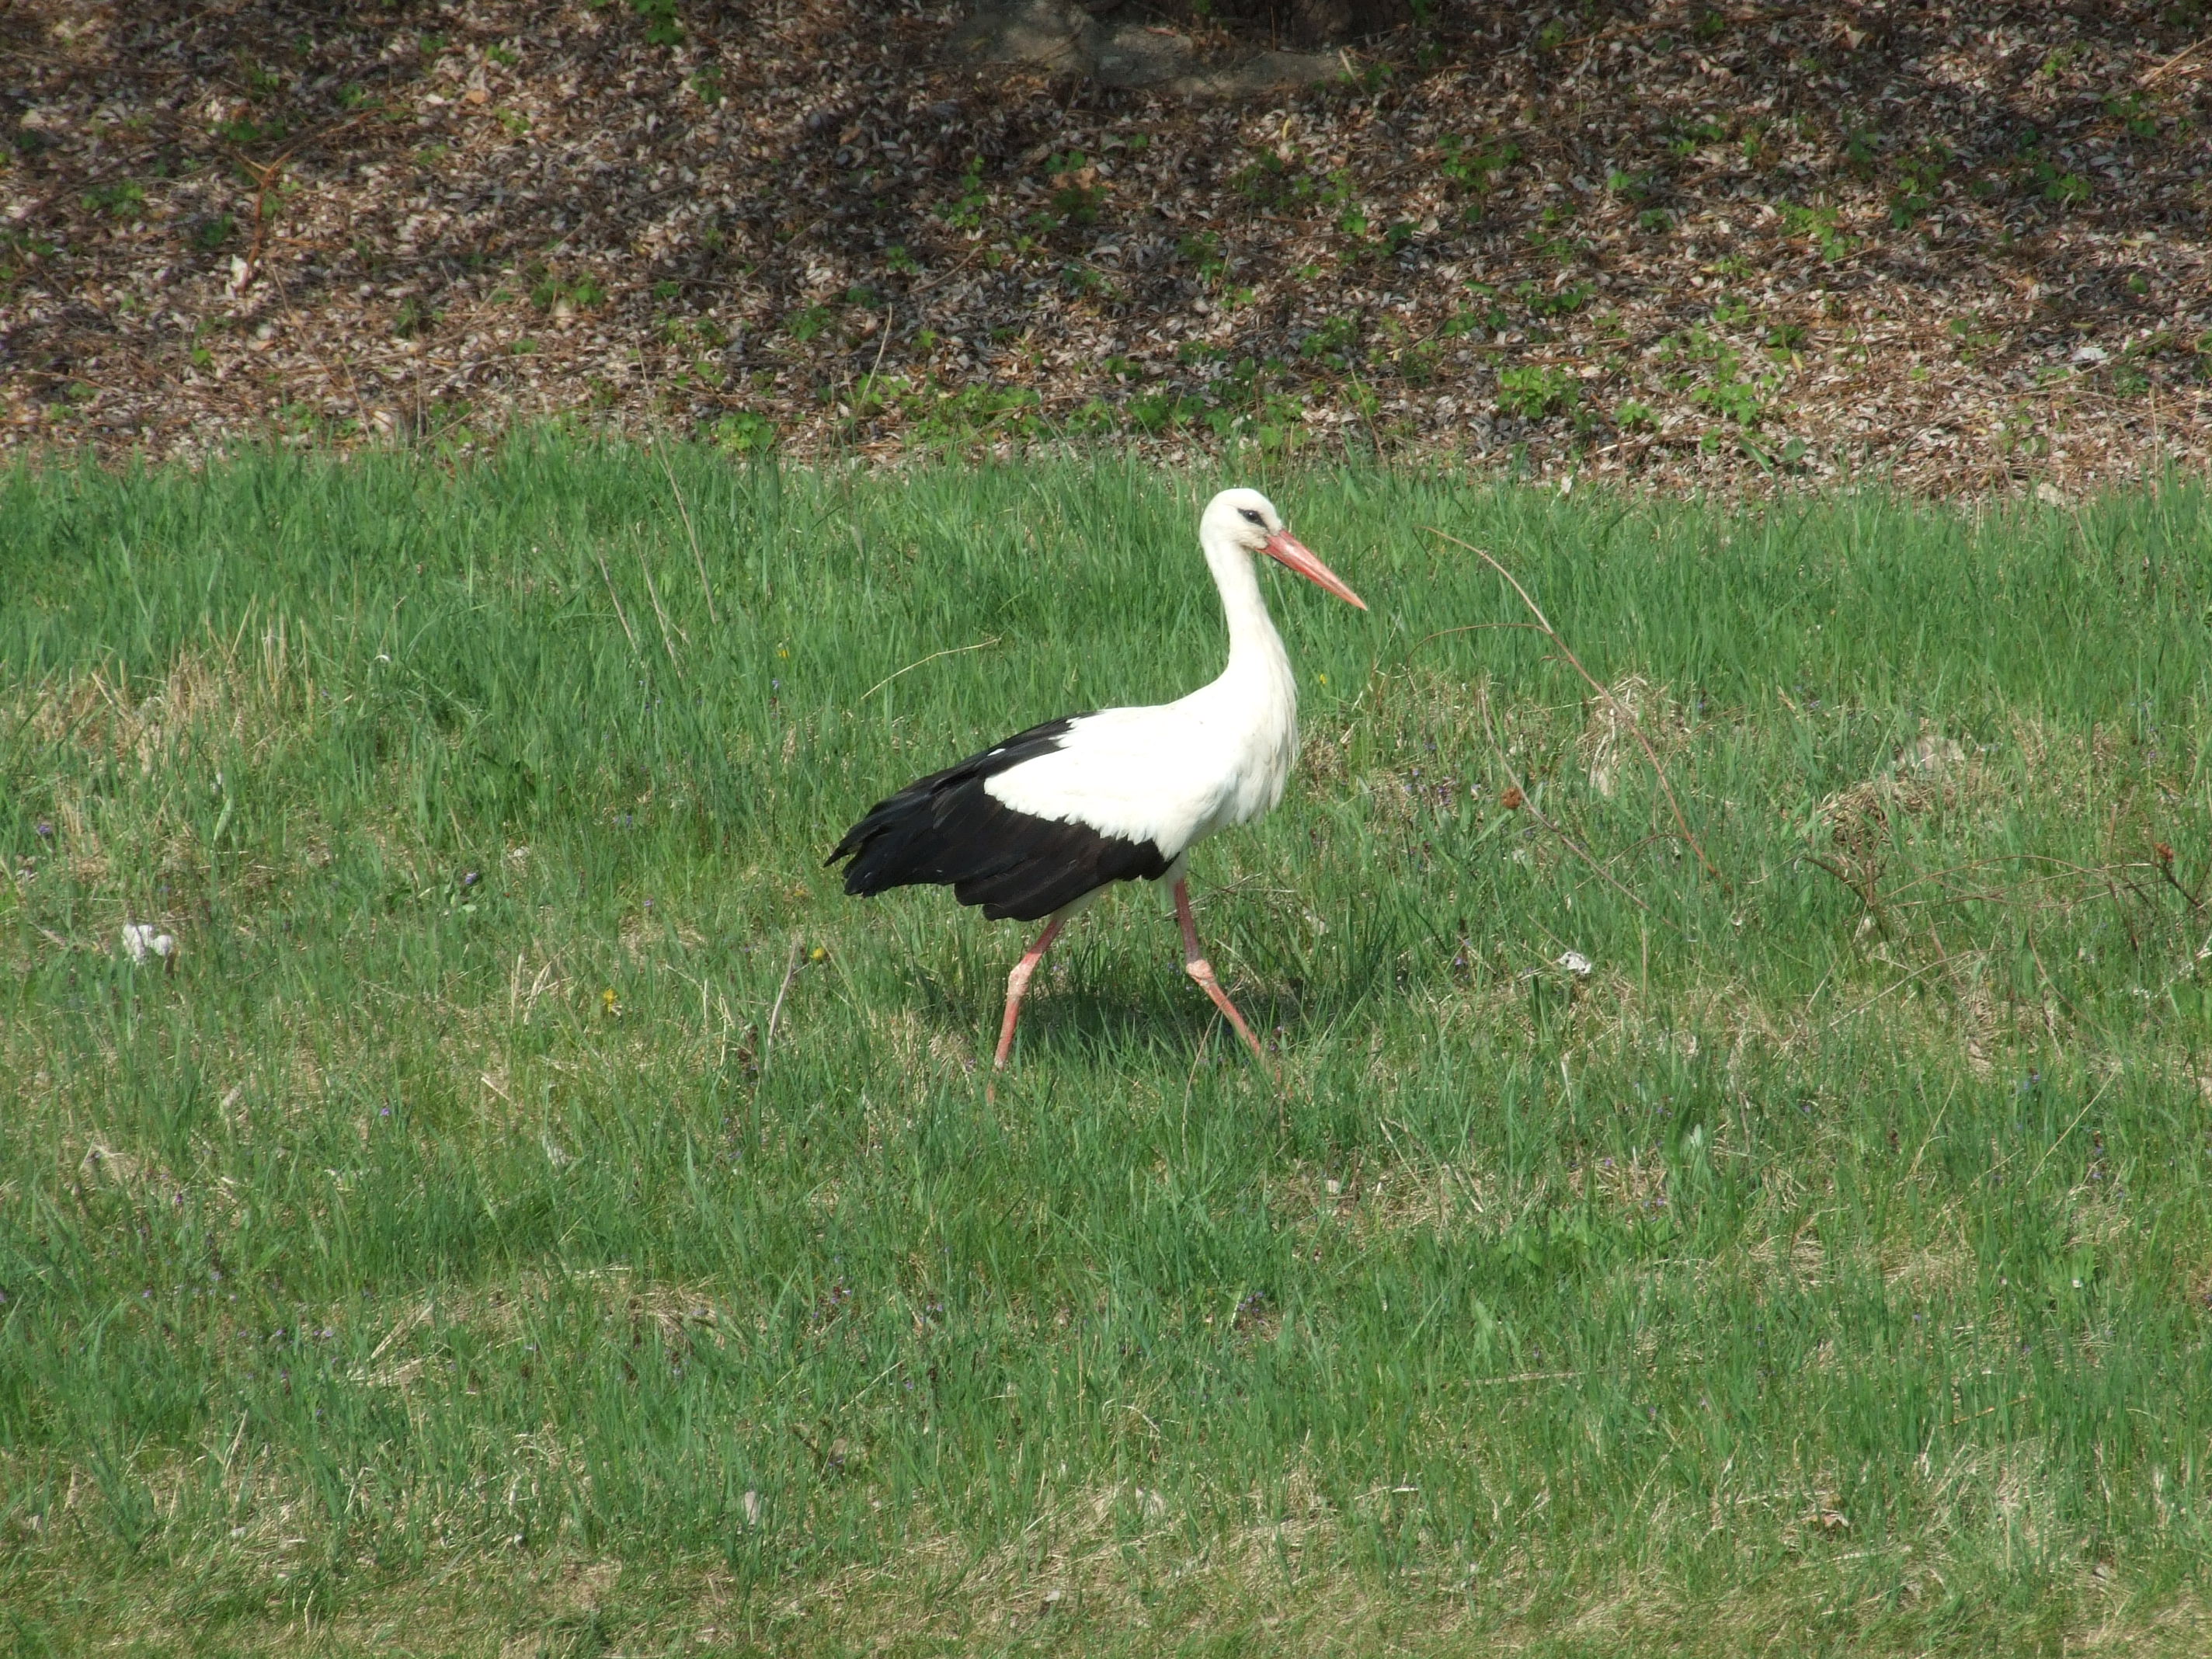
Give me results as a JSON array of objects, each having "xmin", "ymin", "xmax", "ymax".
[
  {"xmin": 121, "ymin": 923, "xmax": 175, "ymax": 963},
  {"xmin": 1557, "ymin": 950, "xmax": 1594, "ymax": 977}
]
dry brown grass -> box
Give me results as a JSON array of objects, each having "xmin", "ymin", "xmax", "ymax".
[{"xmin": 1577, "ymin": 676, "xmax": 1685, "ymax": 802}]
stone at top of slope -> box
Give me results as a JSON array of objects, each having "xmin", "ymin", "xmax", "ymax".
[{"xmin": 948, "ymin": 0, "xmax": 1337, "ymax": 92}]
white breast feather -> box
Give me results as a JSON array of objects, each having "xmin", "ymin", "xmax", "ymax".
[{"xmin": 983, "ymin": 681, "xmax": 1296, "ymax": 857}]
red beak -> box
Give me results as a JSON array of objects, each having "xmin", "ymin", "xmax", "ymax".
[{"xmin": 1263, "ymin": 530, "xmax": 1367, "ymax": 610}]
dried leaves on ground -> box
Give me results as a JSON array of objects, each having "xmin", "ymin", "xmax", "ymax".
[{"xmin": 4, "ymin": 2, "xmax": 2210, "ymax": 493}]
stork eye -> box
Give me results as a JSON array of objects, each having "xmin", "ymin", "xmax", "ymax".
[{"xmin": 1239, "ymin": 508, "xmax": 1264, "ymax": 526}]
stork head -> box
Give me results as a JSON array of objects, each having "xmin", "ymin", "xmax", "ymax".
[{"xmin": 1203, "ymin": 488, "xmax": 1367, "ymax": 610}]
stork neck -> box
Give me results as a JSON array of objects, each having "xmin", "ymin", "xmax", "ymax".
[{"xmin": 1203, "ymin": 530, "xmax": 1292, "ymax": 688}]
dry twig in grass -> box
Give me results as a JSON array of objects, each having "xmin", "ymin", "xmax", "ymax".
[
  {"xmin": 1429, "ymin": 527, "xmax": 1727, "ymax": 891},
  {"xmin": 860, "ymin": 637, "xmax": 1003, "ymax": 702},
  {"xmin": 760, "ymin": 936, "xmax": 807, "ymax": 1078},
  {"xmin": 591, "ymin": 548, "xmax": 642, "ymax": 658},
  {"xmin": 1471, "ymin": 680, "xmax": 1664, "ymax": 929},
  {"xmin": 634, "ymin": 545, "xmax": 687, "ymax": 670}
]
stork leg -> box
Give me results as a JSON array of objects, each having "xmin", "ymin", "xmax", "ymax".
[
  {"xmin": 988, "ymin": 916, "xmax": 1066, "ymax": 1099},
  {"xmin": 1174, "ymin": 878, "xmax": 1267, "ymax": 1063}
]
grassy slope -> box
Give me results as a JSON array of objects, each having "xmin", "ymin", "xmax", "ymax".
[{"xmin": 2, "ymin": 449, "xmax": 2210, "ymax": 1655}]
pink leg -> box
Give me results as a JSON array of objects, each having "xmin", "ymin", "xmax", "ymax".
[
  {"xmin": 988, "ymin": 916, "xmax": 1065, "ymax": 1096},
  {"xmin": 1174, "ymin": 879, "xmax": 1267, "ymax": 1063}
]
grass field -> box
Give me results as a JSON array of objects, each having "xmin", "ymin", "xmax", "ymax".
[{"xmin": 5, "ymin": 447, "xmax": 2212, "ymax": 1655}]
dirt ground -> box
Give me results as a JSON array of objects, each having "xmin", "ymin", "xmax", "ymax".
[{"xmin": 4, "ymin": 2, "xmax": 2210, "ymax": 494}]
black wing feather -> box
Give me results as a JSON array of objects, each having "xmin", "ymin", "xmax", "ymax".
[{"xmin": 827, "ymin": 715, "xmax": 1170, "ymax": 923}]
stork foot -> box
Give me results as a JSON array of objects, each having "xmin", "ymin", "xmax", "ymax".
[
  {"xmin": 1173, "ymin": 877, "xmax": 1276, "ymax": 1080},
  {"xmin": 1182, "ymin": 956, "xmax": 1268, "ymax": 1062}
]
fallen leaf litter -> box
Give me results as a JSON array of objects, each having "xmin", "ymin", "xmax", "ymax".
[{"xmin": 2, "ymin": 2, "xmax": 2208, "ymax": 495}]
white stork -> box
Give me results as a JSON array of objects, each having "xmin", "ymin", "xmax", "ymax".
[{"xmin": 827, "ymin": 488, "xmax": 1366, "ymax": 1087}]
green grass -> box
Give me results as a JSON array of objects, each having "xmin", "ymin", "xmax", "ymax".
[{"xmin": 5, "ymin": 446, "xmax": 2212, "ymax": 1654}]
